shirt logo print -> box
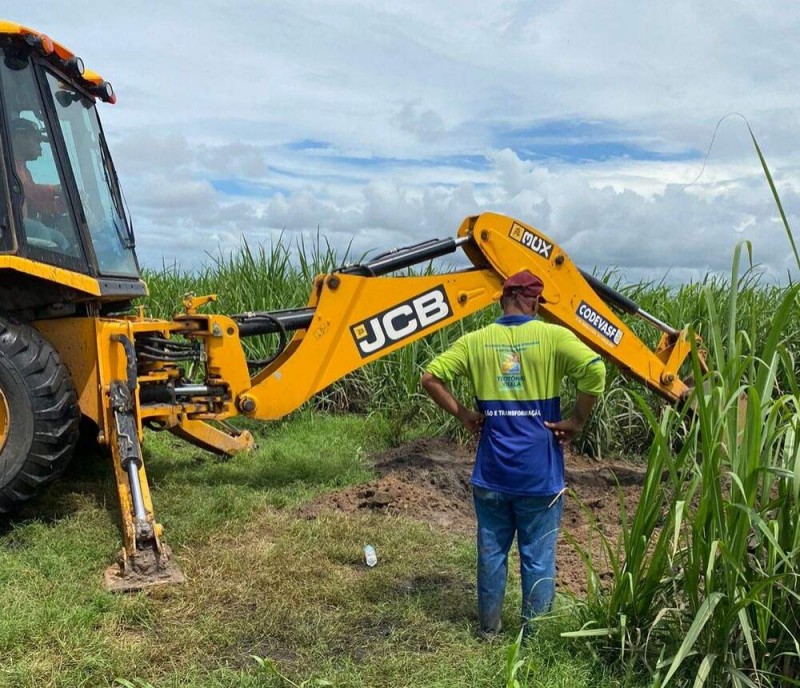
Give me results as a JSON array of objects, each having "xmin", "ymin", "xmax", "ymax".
[
  {"xmin": 497, "ymin": 352, "xmax": 524, "ymax": 389},
  {"xmin": 500, "ymin": 352, "xmax": 521, "ymax": 375}
]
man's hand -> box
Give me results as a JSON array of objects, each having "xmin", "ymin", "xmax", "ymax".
[
  {"xmin": 546, "ymin": 392, "xmax": 598, "ymax": 447},
  {"xmin": 458, "ymin": 408, "xmax": 484, "ymax": 435},
  {"xmin": 544, "ymin": 418, "xmax": 583, "ymax": 447}
]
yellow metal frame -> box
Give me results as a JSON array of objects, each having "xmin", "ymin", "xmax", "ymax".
[
  {"xmin": 455, "ymin": 213, "xmax": 696, "ymax": 400},
  {"xmin": 30, "ymin": 212, "xmax": 698, "ymax": 586},
  {"xmin": 234, "ymin": 212, "xmax": 696, "ymax": 417},
  {"xmin": 0, "ymin": 258, "xmax": 103, "ymax": 294},
  {"xmin": 237, "ymin": 270, "xmax": 502, "ymax": 418},
  {"xmin": 34, "ymin": 311, "xmax": 255, "ymax": 575}
]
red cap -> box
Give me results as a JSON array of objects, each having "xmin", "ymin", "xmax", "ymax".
[{"xmin": 502, "ymin": 270, "xmax": 546, "ymax": 302}]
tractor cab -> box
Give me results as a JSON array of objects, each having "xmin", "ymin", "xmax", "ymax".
[{"xmin": 0, "ymin": 22, "xmax": 146, "ymax": 314}]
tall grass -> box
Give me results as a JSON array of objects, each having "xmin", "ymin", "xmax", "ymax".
[
  {"xmin": 568, "ymin": 253, "xmax": 799, "ymax": 685},
  {"xmin": 566, "ymin": 135, "xmax": 800, "ymax": 685},
  {"xmin": 143, "ymin": 232, "xmax": 798, "ymax": 458}
]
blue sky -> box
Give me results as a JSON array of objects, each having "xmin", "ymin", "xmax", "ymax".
[{"xmin": 15, "ymin": 1, "xmax": 800, "ymax": 283}]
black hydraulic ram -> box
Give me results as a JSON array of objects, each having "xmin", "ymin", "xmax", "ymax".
[
  {"xmin": 337, "ymin": 236, "xmax": 471, "ymax": 277},
  {"xmin": 579, "ymin": 269, "xmax": 678, "ymax": 337},
  {"xmin": 233, "ymin": 236, "xmax": 471, "ymax": 338},
  {"xmin": 231, "ymin": 234, "xmax": 675, "ymax": 341}
]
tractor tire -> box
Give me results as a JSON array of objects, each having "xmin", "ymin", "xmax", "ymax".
[{"xmin": 0, "ymin": 318, "xmax": 80, "ymax": 513}]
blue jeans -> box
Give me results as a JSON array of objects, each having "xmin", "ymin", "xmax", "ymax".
[{"xmin": 473, "ymin": 486, "xmax": 563, "ymax": 633}]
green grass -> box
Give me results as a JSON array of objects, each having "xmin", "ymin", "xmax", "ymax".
[{"xmin": 0, "ymin": 412, "xmax": 642, "ymax": 688}]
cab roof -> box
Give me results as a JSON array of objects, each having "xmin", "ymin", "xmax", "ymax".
[{"xmin": 0, "ymin": 20, "xmax": 114, "ymax": 101}]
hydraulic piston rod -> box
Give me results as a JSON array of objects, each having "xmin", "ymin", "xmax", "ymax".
[
  {"xmin": 580, "ymin": 269, "xmax": 679, "ymax": 337},
  {"xmin": 127, "ymin": 460, "xmax": 148, "ymax": 523},
  {"xmin": 338, "ymin": 236, "xmax": 472, "ymax": 277},
  {"xmin": 234, "ymin": 236, "xmax": 473, "ymax": 338}
]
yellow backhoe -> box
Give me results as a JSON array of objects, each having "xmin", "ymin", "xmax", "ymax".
[{"xmin": 0, "ymin": 21, "xmax": 699, "ymax": 590}]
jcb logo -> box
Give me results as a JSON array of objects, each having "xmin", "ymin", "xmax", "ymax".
[
  {"xmin": 509, "ymin": 223, "xmax": 553, "ymax": 259},
  {"xmin": 351, "ymin": 286, "xmax": 452, "ymax": 357}
]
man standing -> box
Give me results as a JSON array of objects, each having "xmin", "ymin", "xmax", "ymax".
[{"xmin": 420, "ymin": 270, "xmax": 605, "ymax": 636}]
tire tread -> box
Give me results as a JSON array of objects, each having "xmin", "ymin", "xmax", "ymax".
[{"xmin": 0, "ymin": 319, "xmax": 79, "ymax": 513}]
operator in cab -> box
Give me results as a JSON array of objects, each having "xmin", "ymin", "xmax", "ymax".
[{"xmin": 9, "ymin": 117, "xmax": 73, "ymax": 252}]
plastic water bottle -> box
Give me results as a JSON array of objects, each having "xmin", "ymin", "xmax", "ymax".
[{"xmin": 364, "ymin": 544, "xmax": 377, "ymax": 567}]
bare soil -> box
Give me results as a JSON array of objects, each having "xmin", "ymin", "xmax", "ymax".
[{"xmin": 299, "ymin": 438, "xmax": 645, "ymax": 595}]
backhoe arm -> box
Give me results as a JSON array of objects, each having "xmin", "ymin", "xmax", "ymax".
[
  {"xmin": 37, "ymin": 211, "xmax": 697, "ymax": 590},
  {"xmin": 236, "ymin": 268, "xmax": 503, "ymax": 419},
  {"xmin": 457, "ymin": 213, "xmax": 697, "ymax": 402},
  {"xmin": 226, "ymin": 212, "xmax": 696, "ymax": 419}
]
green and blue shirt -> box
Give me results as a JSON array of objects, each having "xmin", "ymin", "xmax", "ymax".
[{"xmin": 426, "ymin": 315, "xmax": 605, "ymax": 496}]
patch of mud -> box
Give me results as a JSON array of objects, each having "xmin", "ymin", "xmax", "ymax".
[{"xmin": 299, "ymin": 438, "xmax": 645, "ymax": 595}]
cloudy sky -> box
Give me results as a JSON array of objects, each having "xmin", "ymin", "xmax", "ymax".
[{"xmin": 17, "ymin": 1, "xmax": 800, "ymax": 283}]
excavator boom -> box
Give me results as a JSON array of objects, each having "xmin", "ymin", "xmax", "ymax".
[
  {"xmin": 34, "ymin": 211, "xmax": 699, "ymax": 591},
  {"xmin": 231, "ymin": 212, "xmax": 695, "ymax": 421}
]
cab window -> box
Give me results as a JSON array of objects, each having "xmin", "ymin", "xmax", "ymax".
[
  {"xmin": 46, "ymin": 72, "xmax": 139, "ymax": 277},
  {"xmin": 0, "ymin": 58, "xmax": 83, "ymax": 262}
]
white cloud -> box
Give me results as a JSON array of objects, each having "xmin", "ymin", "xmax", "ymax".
[{"xmin": 392, "ymin": 102, "xmax": 447, "ymax": 144}]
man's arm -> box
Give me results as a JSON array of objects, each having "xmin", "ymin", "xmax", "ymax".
[
  {"xmin": 15, "ymin": 162, "xmax": 63, "ymax": 218},
  {"xmin": 544, "ymin": 391, "xmax": 597, "ymax": 447},
  {"xmin": 546, "ymin": 328, "xmax": 606, "ymax": 447},
  {"xmin": 420, "ymin": 371, "xmax": 483, "ymax": 435}
]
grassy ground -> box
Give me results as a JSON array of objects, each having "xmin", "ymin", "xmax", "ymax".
[{"xmin": 0, "ymin": 413, "xmax": 644, "ymax": 688}]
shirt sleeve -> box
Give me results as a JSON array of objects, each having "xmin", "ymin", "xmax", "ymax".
[
  {"xmin": 17, "ymin": 162, "xmax": 63, "ymax": 216},
  {"xmin": 425, "ymin": 334, "xmax": 471, "ymax": 383},
  {"xmin": 28, "ymin": 183, "xmax": 62, "ymax": 216},
  {"xmin": 554, "ymin": 328, "xmax": 606, "ymax": 395}
]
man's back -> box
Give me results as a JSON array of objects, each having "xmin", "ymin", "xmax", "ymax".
[{"xmin": 426, "ymin": 316, "xmax": 604, "ymax": 495}]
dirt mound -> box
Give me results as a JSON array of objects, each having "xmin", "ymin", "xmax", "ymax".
[{"xmin": 299, "ymin": 438, "xmax": 645, "ymax": 595}]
